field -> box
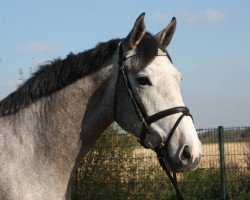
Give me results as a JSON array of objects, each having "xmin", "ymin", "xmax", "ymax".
[
  {"xmin": 201, "ymin": 141, "xmax": 249, "ymax": 168},
  {"xmin": 132, "ymin": 141, "xmax": 250, "ymax": 169},
  {"xmin": 73, "ymin": 132, "xmax": 250, "ymax": 200}
]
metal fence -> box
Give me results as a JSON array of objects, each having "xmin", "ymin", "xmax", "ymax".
[{"xmin": 72, "ymin": 126, "xmax": 250, "ymax": 200}]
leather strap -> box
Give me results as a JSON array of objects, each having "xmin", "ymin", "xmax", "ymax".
[
  {"xmin": 147, "ymin": 107, "xmax": 191, "ymax": 125},
  {"xmin": 155, "ymin": 146, "xmax": 184, "ymax": 200}
]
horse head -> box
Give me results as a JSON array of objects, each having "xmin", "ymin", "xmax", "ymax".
[{"xmin": 114, "ymin": 13, "xmax": 202, "ymax": 172}]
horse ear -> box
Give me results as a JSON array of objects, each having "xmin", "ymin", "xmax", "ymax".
[
  {"xmin": 155, "ymin": 17, "xmax": 176, "ymax": 49},
  {"xmin": 124, "ymin": 13, "xmax": 146, "ymax": 51}
]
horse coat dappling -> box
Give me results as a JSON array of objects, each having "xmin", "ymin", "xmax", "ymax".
[{"xmin": 0, "ymin": 13, "xmax": 201, "ymax": 200}]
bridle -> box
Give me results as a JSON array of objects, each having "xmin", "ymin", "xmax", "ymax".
[{"xmin": 114, "ymin": 43, "xmax": 193, "ymax": 200}]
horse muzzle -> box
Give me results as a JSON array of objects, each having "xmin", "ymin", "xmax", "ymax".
[{"xmin": 159, "ymin": 144, "xmax": 202, "ymax": 173}]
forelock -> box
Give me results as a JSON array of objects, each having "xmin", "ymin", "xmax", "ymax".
[{"xmin": 134, "ymin": 32, "xmax": 170, "ymax": 69}]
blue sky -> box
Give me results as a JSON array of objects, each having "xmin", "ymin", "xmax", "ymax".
[{"xmin": 0, "ymin": 0, "xmax": 249, "ymax": 128}]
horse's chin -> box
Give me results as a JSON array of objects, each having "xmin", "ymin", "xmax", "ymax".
[{"xmin": 163, "ymin": 156, "xmax": 201, "ymax": 173}]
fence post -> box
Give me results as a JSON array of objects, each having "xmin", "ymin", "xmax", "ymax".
[{"xmin": 218, "ymin": 126, "xmax": 227, "ymax": 200}]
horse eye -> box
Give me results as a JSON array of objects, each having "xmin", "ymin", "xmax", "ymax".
[{"xmin": 136, "ymin": 76, "xmax": 152, "ymax": 86}]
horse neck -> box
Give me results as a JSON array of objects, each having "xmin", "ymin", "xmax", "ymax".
[{"xmin": 41, "ymin": 63, "xmax": 116, "ymax": 159}]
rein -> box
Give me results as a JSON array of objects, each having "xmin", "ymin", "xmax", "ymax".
[{"xmin": 114, "ymin": 44, "xmax": 193, "ymax": 200}]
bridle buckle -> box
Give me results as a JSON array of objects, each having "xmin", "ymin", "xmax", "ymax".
[{"xmin": 159, "ymin": 142, "xmax": 165, "ymax": 148}]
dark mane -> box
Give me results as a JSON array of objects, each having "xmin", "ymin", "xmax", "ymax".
[
  {"xmin": 0, "ymin": 33, "xmax": 163, "ymax": 116},
  {"xmin": 0, "ymin": 39, "xmax": 121, "ymax": 116}
]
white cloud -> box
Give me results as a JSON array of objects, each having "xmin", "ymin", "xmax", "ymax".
[
  {"xmin": 150, "ymin": 9, "xmax": 227, "ymax": 25},
  {"xmin": 205, "ymin": 9, "xmax": 227, "ymax": 22},
  {"xmin": 0, "ymin": 80, "xmax": 23, "ymax": 89},
  {"xmin": 179, "ymin": 10, "xmax": 201, "ymax": 24},
  {"xmin": 179, "ymin": 9, "xmax": 228, "ymax": 24},
  {"xmin": 17, "ymin": 42, "xmax": 57, "ymax": 54}
]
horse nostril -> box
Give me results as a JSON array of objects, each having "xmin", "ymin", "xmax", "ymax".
[{"xmin": 182, "ymin": 145, "xmax": 192, "ymax": 160}]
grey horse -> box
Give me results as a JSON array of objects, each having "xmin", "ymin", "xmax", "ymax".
[{"xmin": 0, "ymin": 13, "xmax": 201, "ymax": 200}]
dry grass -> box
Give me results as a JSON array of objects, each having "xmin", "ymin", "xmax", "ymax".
[
  {"xmin": 132, "ymin": 142, "xmax": 250, "ymax": 169},
  {"xmin": 201, "ymin": 142, "xmax": 249, "ymax": 168}
]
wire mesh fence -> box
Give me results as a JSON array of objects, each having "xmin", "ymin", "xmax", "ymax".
[{"xmin": 72, "ymin": 126, "xmax": 250, "ymax": 200}]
